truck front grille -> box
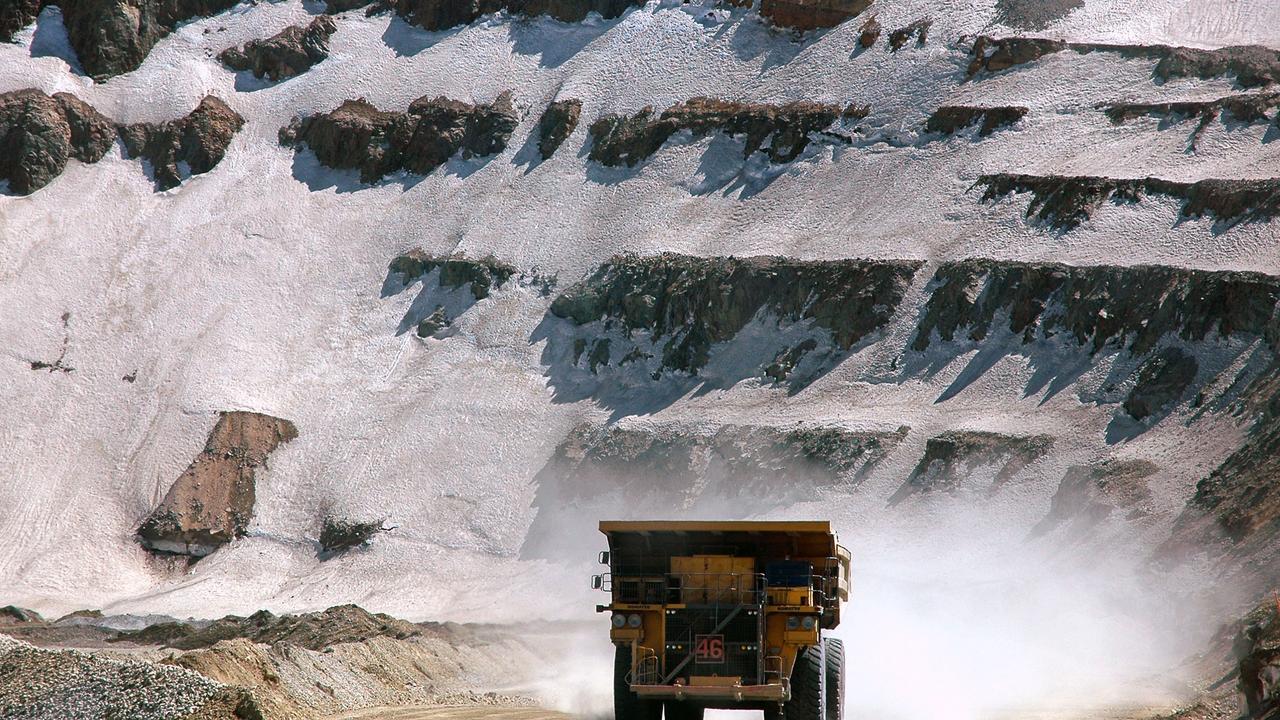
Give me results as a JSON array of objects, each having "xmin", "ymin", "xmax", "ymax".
[{"xmin": 663, "ymin": 607, "xmax": 760, "ymax": 684}]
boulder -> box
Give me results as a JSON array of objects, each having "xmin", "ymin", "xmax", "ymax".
[
  {"xmin": 0, "ymin": 89, "xmax": 115, "ymax": 195},
  {"xmin": 136, "ymin": 411, "xmax": 297, "ymax": 557},
  {"xmin": 118, "ymin": 95, "xmax": 244, "ymax": 190},
  {"xmin": 218, "ymin": 14, "xmax": 337, "ymax": 82},
  {"xmin": 887, "ymin": 17, "xmax": 930, "ymax": 51},
  {"xmin": 536, "ymin": 98, "xmax": 581, "ymax": 160}
]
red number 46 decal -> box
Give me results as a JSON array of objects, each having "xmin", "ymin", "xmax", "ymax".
[{"xmin": 695, "ymin": 635, "xmax": 725, "ymax": 663}]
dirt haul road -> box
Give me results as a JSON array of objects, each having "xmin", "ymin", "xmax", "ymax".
[{"xmin": 328, "ymin": 706, "xmax": 1167, "ymax": 720}]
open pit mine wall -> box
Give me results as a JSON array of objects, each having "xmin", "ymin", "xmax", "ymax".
[
  {"xmin": 0, "ymin": 0, "xmax": 871, "ymax": 81},
  {"xmin": 387, "ymin": 252, "xmax": 1280, "ymax": 574}
]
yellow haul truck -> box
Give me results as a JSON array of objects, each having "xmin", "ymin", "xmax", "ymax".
[{"xmin": 593, "ymin": 521, "xmax": 851, "ymax": 720}]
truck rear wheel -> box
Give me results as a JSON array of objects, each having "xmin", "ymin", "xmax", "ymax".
[
  {"xmin": 664, "ymin": 702, "xmax": 704, "ymax": 720},
  {"xmin": 615, "ymin": 645, "xmax": 661, "ymax": 720},
  {"xmin": 824, "ymin": 638, "xmax": 845, "ymax": 720},
  {"xmin": 776, "ymin": 643, "xmax": 825, "ymax": 720}
]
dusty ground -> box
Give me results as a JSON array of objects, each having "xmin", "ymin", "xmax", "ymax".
[{"xmin": 329, "ymin": 707, "xmax": 573, "ymax": 720}]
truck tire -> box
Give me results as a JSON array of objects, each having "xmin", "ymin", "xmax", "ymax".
[
  {"xmin": 616, "ymin": 645, "xmax": 661, "ymax": 720},
  {"xmin": 779, "ymin": 643, "xmax": 825, "ymax": 720},
  {"xmin": 824, "ymin": 638, "xmax": 845, "ymax": 720},
  {"xmin": 664, "ymin": 702, "xmax": 705, "ymax": 720}
]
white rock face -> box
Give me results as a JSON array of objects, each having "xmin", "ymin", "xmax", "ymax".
[{"xmin": 0, "ymin": 0, "xmax": 1277, "ymax": 717}]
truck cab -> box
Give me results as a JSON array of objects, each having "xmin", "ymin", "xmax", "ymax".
[{"xmin": 594, "ymin": 521, "xmax": 851, "ymax": 720}]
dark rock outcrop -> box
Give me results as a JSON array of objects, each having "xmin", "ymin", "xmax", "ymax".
[
  {"xmin": 393, "ymin": 0, "xmax": 641, "ymax": 32},
  {"xmin": 968, "ymin": 36, "xmax": 1280, "ymax": 88},
  {"xmin": 118, "ymin": 95, "xmax": 244, "ymax": 190},
  {"xmin": 588, "ymin": 97, "xmax": 853, "ymax": 168},
  {"xmin": 523, "ymin": 422, "xmax": 907, "ymax": 558},
  {"xmin": 1032, "ymin": 460, "xmax": 1158, "ymax": 535},
  {"xmin": 136, "ymin": 411, "xmax": 298, "ymax": 557},
  {"xmin": 994, "ymin": 0, "xmax": 1082, "ymax": 29},
  {"xmin": 925, "ymin": 105, "xmax": 1028, "ymax": 137},
  {"xmin": 891, "ymin": 431, "xmax": 1052, "ymax": 501},
  {"xmin": 549, "ymin": 253, "xmax": 922, "ymax": 376},
  {"xmin": 857, "ymin": 14, "xmax": 880, "ymax": 48},
  {"xmin": 218, "ymin": 14, "xmax": 337, "ymax": 82},
  {"xmin": 280, "ymin": 91, "xmax": 518, "ymax": 183},
  {"xmin": 0, "ymin": 0, "xmax": 42, "ymax": 42},
  {"xmin": 1101, "ymin": 93, "xmax": 1280, "ymax": 150},
  {"xmin": 0, "ymin": 89, "xmax": 115, "ymax": 195},
  {"xmin": 973, "ymin": 174, "xmax": 1280, "ymax": 230},
  {"xmin": 0, "ymin": 606, "xmax": 45, "ymax": 625},
  {"xmin": 913, "ymin": 260, "xmax": 1280, "ymax": 357},
  {"xmin": 536, "ymin": 98, "xmax": 581, "ymax": 160},
  {"xmin": 113, "ymin": 605, "xmax": 418, "ymax": 651},
  {"xmin": 1123, "ymin": 347, "xmax": 1198, "ymax": 421},
  {"xmin": 757, "ymin": 0, "xmax": 871, "ymax": 32},
  {"xmin": 388, "ymin": 250, "xmax": 516, "ymax": 301},
  {"xmin": 887, "ymin": 18, "xmax": 930, "ymax": 51},
  {"xmin": 319, "ymin": 517, "xmax": 386, "ymax": 555},
  {"xmin": 59, "ymin": 0, "xmax": 241, "ymax": 81}
]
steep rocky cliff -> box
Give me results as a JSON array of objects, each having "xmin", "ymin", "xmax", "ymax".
[
  {"xmin": 136, "ymin": 411, "xmax": 298, "ymax": 557},
  {"xmin": 280, "ymin": 92, "xmax": 518, "ymax": 183},
  {"xmin": 588, "ymin": 97, "xmax": 855, "ymax": 167},
  {"xmin": 0, "ymin": 0, "xmax": 42, "ymax": 42},
  {"xmin": 973, "ymin": 174, "xmax": 1280, "ymax": 230},
  {"xmin": 219, "ymin": 14, "xmax": 337, "ymax": 82},
  {"xmin": 0, "ymin": 89, "xmax": 115, "ymax": 195},
  {"xmin": 118, "ymin": 95, "xmax": 244, "ymax": 190},
  {"xmin": 1032, "ymin": 460, "xmax": 1158, "ymax": 536}
]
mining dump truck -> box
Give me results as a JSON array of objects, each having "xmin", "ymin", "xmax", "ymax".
[{"xmin": 593, "ymin": 521, "xmax": 851, "ymax": 720}]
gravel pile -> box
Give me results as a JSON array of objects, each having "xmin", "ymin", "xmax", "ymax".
[{"xmin": 0, "ymin": 634, "xmax": 232, "ymax": 720}]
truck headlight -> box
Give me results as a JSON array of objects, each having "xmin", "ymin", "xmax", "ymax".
[
  {"xmin": 786, "ymin": 615, "xmax": 800, "ymax": 630},
  {"xmin": 801, "ymin": 616, "xmax": 816, "ymax": 630},
  {"xmin": 628, "ymin": 613, "xmax": 643, "ymax": 628},
  {"xmin": 612, "ymin": 614, "xmax": 626, "ymax": 628}
]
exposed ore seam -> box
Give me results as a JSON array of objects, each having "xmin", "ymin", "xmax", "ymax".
[
  {"xmin": 392, "ymin": 0, "xmax": 643, "ymax": 32},
  {"xmin": 973, "ymin": 173, "xmax": 1280, "ymax": 230},
  {"xmin": 136, "ymin": 411, "xmax": 298, "ymax": 558},
  {"xmin": 587, "ymin": 97, "xmax": 860, "ymax": 168},
  {"xmin": 118, "ymin": 96, "xmax": 245, "ymax": 191},
  {"xmin": 218, "ymin": 15, "xmax": 337, "ymax": 82},
  {"xmin": 536, "ymin": 98, "xmax": 582, "ymax": 160},
  {"xmin": 1100, "ymin": 92, "xmax": 1280, "ymax": 150},
  {"xmin": 967, "ymin": 36, "xmax": 1280, "ymax": 88},
  {"xmin": 0, "ymin": 89, "xmax": 241, "ymax": 195},
  {"xmin": 279, "ymin": 91, "xmax": 519, "ymax": 183},
  {"xmin": 925, "ymin": 105, "xmax": 1028, "ymax": 136},
  {"xmin": 549, "ymin": 253, "xmax": 923, "ymax": 375},
  {"xmin": 912, "ymin": 259, "xmax": 1280, "ymax": 357},
  {"xmin": 887, "ymin": 18, "xmax": 931, "ymax": 51},
  {"xmin": 758, "ymin": 0, "xmax": 872, "ymax": 32}
]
